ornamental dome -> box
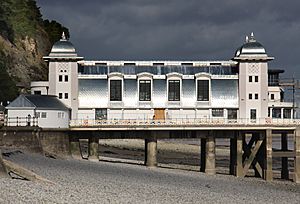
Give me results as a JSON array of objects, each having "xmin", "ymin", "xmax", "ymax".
[
  {"xmin": 49, "ymin": 32, "xmax": 77, "ymax": 55},
  {"xmin": 235, "ymin": 32, "xmax": 266, "ymax": 57}
]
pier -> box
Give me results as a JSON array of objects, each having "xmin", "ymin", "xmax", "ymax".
[{"xmin": 1, "ymin": 117, "xmax": 300, "ymax": 183}]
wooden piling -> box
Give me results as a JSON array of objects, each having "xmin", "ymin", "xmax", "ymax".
[
  {"xmin": 236, "ymin": 131, "xmax": 244, "ymax": 177},
  {"xmin": 88, "ymin": 137, "xmax": 99, "ymax": 161},
  {"xmin": 205, "ymin": 134, "xmax": 216, "ymax": 175},
  {"xmin": 145, "ymin": 138, "xmax": 157, "ymax": 167},
  {"xmin": 200, "ymin": 138, "xmax": 206, "ymax": 172},
  {"xmin": 281, "ymin": 133, "xmax": 289, "ymax": 180},
  {"xmin": 294, "ymin": 128, "xmax": 300, "ymax": 183},
  {"xmin": 264, "ymin": 129, "xmax": 273, "ymax": 181}
]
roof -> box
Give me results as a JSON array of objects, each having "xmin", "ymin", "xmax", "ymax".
[
  {"xmin": 6, "ymin": 95, "xmax": 69, "ymax": 111},
  {"xmin": 235, "ymin": 33, "xmax": 266, "ymax": 57},
  {"xmin": 47, "ymin": 32, "xmax": 79, "ymax": 58}
]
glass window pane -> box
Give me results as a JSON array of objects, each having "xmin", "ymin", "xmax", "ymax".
[{"xmin": 197, "ymin": 80, "xmax": 209, "ymax": 101}]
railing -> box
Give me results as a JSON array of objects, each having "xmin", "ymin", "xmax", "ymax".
[
  {"xmin": 4, "ymin": 117, "xmax": 38, "ymax": 127},
  {"xmin": 70, "ymin": 118, "xmax": 300, "ymax": 128}
]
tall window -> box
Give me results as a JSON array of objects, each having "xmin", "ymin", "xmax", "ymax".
[
  {"xmin": 139, "ymin": 80, "xmax": 151, "ymax": 101},
  {"xmin": 250, "ymin": 109, "xmax": 256, "ymax": 119},
  {"xmin": 110, "ymin": 80, "xmax": 122, "ymax": 101},
  {"xmin": 197, "ymin": 80, "xmax": 209, "ymax": 101},
  {"xmin": 168, "ymin": 80, "xmax": 180, "ymax": 101}
]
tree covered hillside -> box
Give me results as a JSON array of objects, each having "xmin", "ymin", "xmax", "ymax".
[{"xmin": 0, "ymin": 0, "xmax": 69, "ymax": 103}]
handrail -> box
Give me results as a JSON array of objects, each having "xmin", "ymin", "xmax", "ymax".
[
  {"xmin": 69, "ymin": 118, "xmax": 300, "ymax": 128},
  {"xmin": 4, "ymin": 117, "xmax": 38, "ymax": 127}
]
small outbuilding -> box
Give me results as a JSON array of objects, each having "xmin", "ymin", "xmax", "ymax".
[{"xmin": 6, "ymin": 95, "xmax": 70, "ymax": 128}]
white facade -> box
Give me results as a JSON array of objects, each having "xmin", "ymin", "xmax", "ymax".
[{"xmin": 30, "ymin": 32, "xmax": 293, "ymax": 123}]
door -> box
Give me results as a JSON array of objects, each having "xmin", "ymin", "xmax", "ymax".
[{"xmin": 154, "ymin": 109, "xmax": 165, "ymax": 120}]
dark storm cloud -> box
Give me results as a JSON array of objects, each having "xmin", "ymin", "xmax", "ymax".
[{"xmin": 36, "ymin": 0, "xmax": 300, "ymax": 78}]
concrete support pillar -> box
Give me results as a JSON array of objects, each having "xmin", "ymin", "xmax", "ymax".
[
  {"xmin": 294, "ymin": 128, "xmax": 300, "ymax": 183},
  {"xmin": 70, "ymin": 137, "xmax": 81, "ymax": 159},
  {"xmin": 205, "ymin": 135, "xmax": 216, "ymax": 175},
  {"xmin": 281, "ymin": 133, "xmax": 289, "ymax": 180},
  {"xmin": 200, "ymin": 138, "xmax": 206, "ymax": 172},
  {"xmin": 145, "ymin": 138, "xmax": 157, "ymax": 167},
  {"xmin": 88, "ymin": 137, "xmax": 99, "ymax": 161},
  {"xmin": 264, "ymin": 129, "xmax": 273, "ymax": 181},
  {"xmin": 230, "ymin": 133, "xmax": 237, "ymax": 175},
  {"xmin": 236, "ymin": 131, "xmax": 244, "ymax": 177}
]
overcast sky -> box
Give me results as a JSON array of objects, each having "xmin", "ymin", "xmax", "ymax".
[{"xmin": 37, "ymin": 0, "xmax": 300, "ymax": 78}]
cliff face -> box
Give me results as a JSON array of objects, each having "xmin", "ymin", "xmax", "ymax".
[{"xmin": 0, "ymin": 0, "xmax": 69, "ymax": 103}]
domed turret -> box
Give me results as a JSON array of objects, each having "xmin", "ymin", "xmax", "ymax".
[
  {"xmin": 48, "ymin": 32, "xmax": 78, "ymax": 57},
  {"xmin": 234, "ymin": 32, "xmax": 266, "ymax": 57}
]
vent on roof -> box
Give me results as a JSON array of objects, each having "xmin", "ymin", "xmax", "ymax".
[
  {"xmin": 181, "ymin": 63, "xmax": 193, "ymax": 66},
  {"xmin": 153, "ymin": 63, "xmax": 165, "ymax": 66},
  {"xmin": 124, "ymin": 63, "xmax": 136, "ymax": 65},
  {"xmin": 95, "ymin": 63, "xmax": 107, "ymax": 65},
  {"xmin": 210, "ymin": 62, "xmax": 222, "ymax": 66}
]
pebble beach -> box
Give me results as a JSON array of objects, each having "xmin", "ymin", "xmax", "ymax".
[{"xmin": 0, "ymin": 140, "xmax": 299, "ymax": 203}]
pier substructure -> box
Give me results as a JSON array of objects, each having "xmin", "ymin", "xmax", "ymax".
[
  {"xmin": 88, "ymin": 137, "xmax": 99, "ymax": 161},
  {"xmin": 200, "ymin": 138, "xmax": 206, "ymax": 172},
  {"xmin": 205, "ymin": 133, "xmax": 216, "ymax": 175},
  {"xmin": 233, "ymin": 130, "xmax": 272, "ymax": 181},
  {"xmin": 69, "ymin": 137, "xmax": 81, "ymax": 159},
  {"xmin": 281, "ymin": 133, "xmax": 289, "ymax": 180},
  {"xmin": 145, "ymin": 138, "xmax": 157, "ymax": 167},
  {"xmin": 295, "ymin": 128, "xmax": 300, "ymax": 183}
]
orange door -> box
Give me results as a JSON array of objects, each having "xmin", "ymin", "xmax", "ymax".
[{"xmin": 154, "ymin": 109, "xmax": 165, "ymax": 120}]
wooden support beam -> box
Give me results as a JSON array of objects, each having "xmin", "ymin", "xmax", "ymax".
[
  {"xmin": 281, "ymin": 133, "xmax": 289, "ymax": 180},
  {"xmin": 294, "ymin": 128, "xmax": 300, "ymax": 183},
  {"xmin": 205, "ymin": 133, "xmax": 216, "ymax": 175},
  {"xmin": 200, "ymin": 138, "xmax": 206, "ymax": 172},
  {"xmin": 264, "ymin": 129, "xmax": 273, "ymax": 181},
  {"xmin": 230, "ymin": 135, "xmax": 237, "ymax": 175},
  {"xmin": 236, "ymin": 131, "xmax": 244, "ymax": 177},
  {"xmin": 243, "ymin": 137, "xmax": 263, "ymax": 177}
]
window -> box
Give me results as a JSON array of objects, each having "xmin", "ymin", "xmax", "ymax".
[
  {"xmin": 255, "ymin": 93, "xmax": 258, "ymax": 99},
  {"xmin": 270, "ymin": 94, "xmax": 274, "ymax": 100},
  {"xmin": 41, "ymin": 112, "xmax": 47, "ymax": 118},
  {"xmin": 249, "ymin": 76, "xmax": 252, "ymax": 82},
  {"xmin": 168, "ymin": 80, "xmax": 180, "ymax": 101},
  {"xmin": 65, "ymin": 75, "xmax": 68, "ymax": 82},
  {"xmin": 34, "ymin": 91, "xmax": 41, "ymax": 95},
  {"xmin": 35, "ymin": 112, "xmax": 40, "ymax": 118},
  {"xmin": 212, "ymin": 109, "xmax": 224, "ymax": 117},
  {"xmin": 272, "ymin": 108, "xmax": 281, "ymax": 118},
  {"xmin": 197, "ymin": 80, "xmax": 209, "ymax": 101},
  {"xmin": 283, "ymin": 109, "xmax": 292, "ymax": 119},
  {"xmin": 65, "ymin": 93, "xmax": 68, "ymax": 99},
  {"xmin": 227, "ymin": 109, "xmax": 237, "ymax": 119},
  {"xmin": 250, "ymin": 109, "xmax": 256, "ymax": 119},
  {"xmin": 110, "ymin": 80, "xmax": 122, "ymax": 101},
  {"xmin": 139, "ymin": 80, "xmax": 151, "ymax": 101},
  {"xmin": 59, "ymin": 93, "xmax": 63, "ymax": 99},
  {"xmin": 249, "ymin": 93, "xmax": 252, "ymax": 100},
  {"xmin": 95, "ymin": 109, "xmax": 107, "ymax": 120},
  {"xmin": 255, "ymin": 76, "xmax": 258, "ymax": 82},
  {"xmin": 59, "ymin": 75, "xmax": 63, "ymax": 82},
  {"xmin": 58, "ymin": 112, "xmax": 65, "ymax": 118}
]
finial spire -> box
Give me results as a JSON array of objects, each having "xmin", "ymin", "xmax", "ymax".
[
  {"xmin": 249, "ymin": 32, "xmax": 256, "ymax": 42},
  {"xmin": 61, "ymin": 32, "xmax": 67, "ymax": 41},
  {"xmin": 245, "ymin": 35, "xmax": 249, "ymax": 42}
]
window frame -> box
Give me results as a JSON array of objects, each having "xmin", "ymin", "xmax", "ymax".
[
  {"xmin": 139, "ymin": 80, "xmax": 152, "ymax": 101},
  {"xmin": 168, "ymin": 80, "xmax": 181, "ymax": 101},
  {"xmin": 109, "ymin": 79, "xmax": 123, "ymax": 101},
  {"xmin": 197, "ymin": 80, "xmax": 209, "ymax": 101}
]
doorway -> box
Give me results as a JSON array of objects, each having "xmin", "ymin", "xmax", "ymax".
[{"xmin": 154, "ymin": 109, "xmax": 165, "ymax": 120}]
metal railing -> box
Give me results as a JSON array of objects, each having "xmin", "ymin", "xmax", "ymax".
[
  {"xmin": 70, "ymin": 118, "xmax": 300, "ymax": 128},
  {"xmin": 4, "ymin": 117, "xmax": 38, "ymax": 127}
]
